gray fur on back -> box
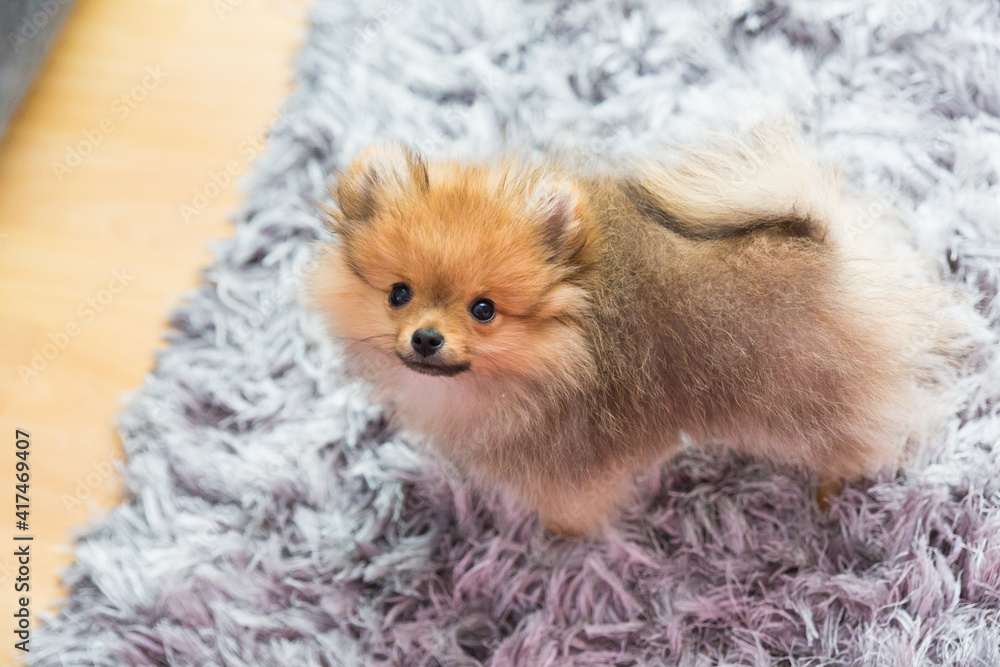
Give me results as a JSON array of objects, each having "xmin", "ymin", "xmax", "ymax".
[{"xmin": 31, "ymin": 1, "xmax": 1000, "ymax": 665}]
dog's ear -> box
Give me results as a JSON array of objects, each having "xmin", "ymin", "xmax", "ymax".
[
  {"xmin": 528, "ymin": 179, "xmax": 589, "ymax": 262},
  {"xmin": 333, "ymin": 144, "xmax": 429, "ymax": 227}
]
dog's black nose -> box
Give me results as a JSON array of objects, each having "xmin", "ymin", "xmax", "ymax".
[{"xmin": 411, "ymin": 328, "xmax": 444, "ymax": 357}]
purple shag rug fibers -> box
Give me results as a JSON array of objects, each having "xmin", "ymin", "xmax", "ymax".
[{"xmin": 32, "ymin": 0, "xmax": 1000, "ymax": 665}]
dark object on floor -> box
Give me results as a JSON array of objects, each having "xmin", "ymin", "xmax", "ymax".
[{"xmin": 0, "ymin": 0, "xmax": 74, "ymax": 139}]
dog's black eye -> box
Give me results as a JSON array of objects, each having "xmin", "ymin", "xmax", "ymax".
[
  {"xmin": 389, "ymin": 283, "xmax": 412, "ymax": 308},
  {"xmin": 470, "ymin": 298, "xmax": 495, "ymax": 322}
]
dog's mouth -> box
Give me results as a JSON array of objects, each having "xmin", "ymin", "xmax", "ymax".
[{"xmin": 397, "ymin": 354, "xmax": 470, "ymax": 377}]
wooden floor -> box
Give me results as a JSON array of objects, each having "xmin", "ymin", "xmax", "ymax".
[{"xmin": 0, "ymin": 0, "xmax": 306, "ymax": 662}]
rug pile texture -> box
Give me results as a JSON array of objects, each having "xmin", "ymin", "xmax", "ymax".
[{"xmin": 33, "ymin": 0, "xmax": 1000, "ymax": 664}]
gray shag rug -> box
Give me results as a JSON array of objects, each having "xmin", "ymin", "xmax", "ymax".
[{"xmin": 34, "ymin": 1, "xmax": 1000, "ymax": 665}]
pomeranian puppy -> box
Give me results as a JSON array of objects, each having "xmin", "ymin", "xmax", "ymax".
[{"xmin": 306, "ymin": 123, "xmax": 971, "ymax": 536}]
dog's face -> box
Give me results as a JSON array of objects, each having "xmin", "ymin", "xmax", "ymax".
[{"xmin": 307, "ymin": 145, "xmax": 598, "ymax": 385}]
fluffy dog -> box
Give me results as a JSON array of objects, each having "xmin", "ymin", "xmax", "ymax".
[{"xmin": 306, "ymin": 124, "xmax": 972, "ymax": 536}]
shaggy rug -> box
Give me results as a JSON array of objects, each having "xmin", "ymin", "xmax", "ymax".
[{"xmin": 33, "ymin": 0, "xmax": 1000, "ymax": 665}]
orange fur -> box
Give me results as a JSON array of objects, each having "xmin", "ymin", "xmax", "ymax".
[{"xmin": 306, "ymin": 127, "xmax": 974, "ymax": 536}]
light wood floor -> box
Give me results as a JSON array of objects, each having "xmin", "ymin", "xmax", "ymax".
[{"xmin": 0, "ymin": 0, "xmax": 306, "ymax": 663}]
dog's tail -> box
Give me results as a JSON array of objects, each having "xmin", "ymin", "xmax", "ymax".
[{"xmin": 626, "ymin": 122, "xmax": 837, "ymax": 243}]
